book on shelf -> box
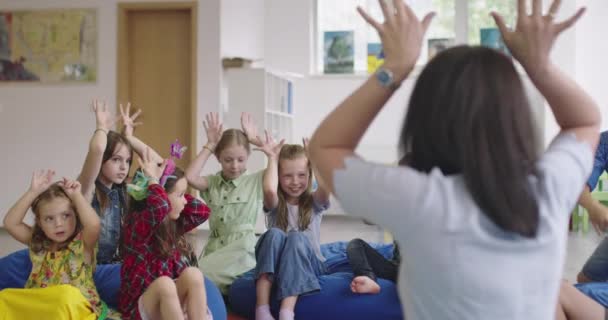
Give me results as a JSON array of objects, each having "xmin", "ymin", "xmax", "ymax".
[{"xmin": 287, "ymin": 81, "xmax": 293, "ymax": 114}]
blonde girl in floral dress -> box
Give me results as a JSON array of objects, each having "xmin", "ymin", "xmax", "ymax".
[{"xmin": 0, "ymin": 170, "xmax": 118, "ymax": 319}]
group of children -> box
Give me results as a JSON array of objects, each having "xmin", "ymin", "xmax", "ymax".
[
  {"xmin": 1, "ymin": 0, "xmax": 608, "ymax": 319},
  {"xmin": 0, "ymin": 95, "xmax": 341, "ymax": 320}
]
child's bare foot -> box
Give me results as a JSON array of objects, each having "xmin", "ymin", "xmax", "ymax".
[{"xmin": 350, "ymin": 276, "xmax": 381, "ymax": 294}]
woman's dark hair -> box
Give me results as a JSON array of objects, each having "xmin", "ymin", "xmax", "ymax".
[{"xmin": 400, "ymin": 46, "xmax": 539, "ymax": 237}]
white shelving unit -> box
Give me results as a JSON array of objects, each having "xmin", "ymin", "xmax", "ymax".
[
  {"xmin": 224, "ymin": 68, "xmax": 296, "ymax": 172},
  {"xmin": 223, "ymin": 68, "xmax": 298, "ymax": 233}
]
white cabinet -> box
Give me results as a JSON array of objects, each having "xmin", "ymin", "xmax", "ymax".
[{"xmin": 223, "ymin": 68, "xmax": 295, "ymax": 172}]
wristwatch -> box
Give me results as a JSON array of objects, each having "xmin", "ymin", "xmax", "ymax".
[{"xmin": 376, "ymin": 67, "xmax": 401, "ymax": 90}]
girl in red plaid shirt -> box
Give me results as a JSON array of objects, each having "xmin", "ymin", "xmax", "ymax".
[{"xmin": 119, "ymin": 148, "xmax": 212, "ymax": 320}]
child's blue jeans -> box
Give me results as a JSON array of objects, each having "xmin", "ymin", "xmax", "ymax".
[{"xmin": 254, "ymin": 228, "xmax": 327, "ymax": 300}]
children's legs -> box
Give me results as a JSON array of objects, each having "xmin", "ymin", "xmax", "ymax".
[
  {"xmin": 347, "ymin": 238, "xmax": 397, "ymax": 294},
  {"xmin": 276, "ymin": 296, "xmax": 297, "ymax": 320},
  {"xmin": 347, "ymin": 238, "xmax": 398, "ymax": 281},
  {"xmin": 254, "ymin": 228, "xmax": 288, "ymax": 303},
  {"xmin": 256, "ymin": 273, "xmax": 273, "ymax": 306},
  {"xmin": 350, "ymin": 275, "xmax": 381, "ymax": 294},
  {"xmin": 275, "ymin": 232, "xmax": 326, "ymax": 307},
  {"xmin": 255, "ymin": 228, "xmax": 288, "ymax": 320},
  {"xmin": 555, "ymin": 302, "xmax": 567, "ymax": 320},
  {"xmin": 175, "ymin": 267, "xmax": 209, "ymax": 320},
  {"xmin": 279, "ymin": 296, "xmax": 297, "ymax": 310},
  {"xmin": 556, "ymin": 281, "xmax": 605, "ymax": 320},
  {"xmin": 140, "ymin": 276, "xmax": 184, "ymax": 320}
]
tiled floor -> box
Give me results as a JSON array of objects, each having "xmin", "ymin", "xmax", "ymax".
[{"xmin": 564, "ymin": 230, "xmax": 604, "ymax": 281}]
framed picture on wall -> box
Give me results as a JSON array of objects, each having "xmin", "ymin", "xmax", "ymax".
[
  {"xmin": 480, "ymin": 28, "xmax": 510, "ymax": 56},
  {"xmin": 323, "ymin": 30, "xmax": 354, "ymax": 74},
  {"xmin": 0, "ymin": 9, "xmax": 97, "ymax": 82},
  {"xmin": 428, "ymin": 38, "xmax": 454, "ymax": 61},
  {"xmin": 367, "ymin": 42, "xmax": 383, "ymax": 74}
]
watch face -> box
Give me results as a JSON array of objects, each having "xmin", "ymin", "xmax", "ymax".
[
  {"xmin": 377, "ymin": 69, "xmax": 392, "ymax": 86},
  {"xmin": 378, "ymin": 70, "xmax": 389, "ymax": 82}
]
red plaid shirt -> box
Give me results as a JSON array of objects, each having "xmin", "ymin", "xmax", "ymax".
[{"xmin": 119, "ymin": 184, "xmax": 211, "ymax": 319}]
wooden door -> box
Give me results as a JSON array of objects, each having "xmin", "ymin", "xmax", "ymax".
[{"xmin": 118, "ymin": 3, "xmax": 197, "ymax": 170}]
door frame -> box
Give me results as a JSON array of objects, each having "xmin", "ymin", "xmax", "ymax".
[{"xmin": 117, "ymin": 2, "xmax": 198, "ymax": 160}]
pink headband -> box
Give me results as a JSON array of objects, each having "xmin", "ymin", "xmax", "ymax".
[{"xmin": 159, "ymin": 139, "xmax": 187, "ymax": 187}]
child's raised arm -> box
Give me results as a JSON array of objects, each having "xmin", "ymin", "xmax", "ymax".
[
  {"xmin": 492, "ymin": 2, "xmax": 600, "ymax": 148},
  {"xmin": 176, "ymin": 194, "xmax": 211, "ymax": 235},
  {"xmin": 308, "ymin": 4, "xmax": 434, "ymax": 194},
  {"xmin": 120, "ymin": 102, "xmax": 164, "ymax": 164},
  {"xmin": 132, "ymin": 148, "xmax": 172, "ymax": 240},
  {"xmin": 3, "ymin": 170, "xmax": 55, "ymax": 245},
  {"xmin": 256, "ymin": 130, "xmax": 285, "ymax": 211},
  {"xmin": 59, "ymin": 178, "xmax": 100, "ymax": 263},
  {"xmin": 185, "ymin": 112, "xmax": 223, "ymax": 191},
  {"xmin": 304, "ymin": 138, "xmax": 330, "ymax": 206},
  {"xmin": 78, "ymin": 100, "xmax": 116, "ymax": 202}
]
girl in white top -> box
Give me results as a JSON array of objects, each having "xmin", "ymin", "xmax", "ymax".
[
  {"xmin": 308, "ymin": 0, "xmax": 600, "ymax": 319},
  {"xmin": 254, "ymin": 140, "xmax": 330, "ymax": 320}
]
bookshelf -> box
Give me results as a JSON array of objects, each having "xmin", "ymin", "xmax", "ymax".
[{"xmin": 223, "ymin": 68, "xmax": 297, "ymax": 172}]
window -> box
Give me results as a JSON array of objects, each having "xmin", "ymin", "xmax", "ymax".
[
  {"xmin": 467, "ymin": 0, "xmax": 516, "ymax": 44},
  {"xmin": 315, "ymin": 0, "xmax": 516, "ymax": 74}
]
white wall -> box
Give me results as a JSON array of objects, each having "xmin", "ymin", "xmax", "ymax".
[
  {"xmin": 221, "ymin": 0, "xmax": 264, "ymax": 60},
  {"xmin": 2, "ymin": 0, "xmax": 607, "ymax": 224},
  {"xmin": 264, "ymin": 0, "xmax": 314, "ymax": 75},
  {"xmin": 542, "ymin": 0, "xmax": 578, "ymax": 143},
  {"xmin": 575, "ymin": 0, "xmax": 608, "ymax": 130},
  {"xmin": 537, "ymin": 0, "xmax": 608, "ymax": 142},
  {"xmin": 0, "ymin": 0, "xmax": 222, "ymax": 223},
  {"xmin": 294, "ymin": 75, "xmax": 412, "ymax": 163},
  {"xmin": 264, "ymin": 0, "xmax": 608, "ymax": 151},
  {"xmin": 266, "ymin": 0, "xmax": 547, "ymax": 161}
]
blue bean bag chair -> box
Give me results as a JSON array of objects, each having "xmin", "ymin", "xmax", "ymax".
[
  {"xmin": 229, "ymin": 241, "xmax": 403, "ymax": 320},
  {"xmin": 0, "ymin": 249, "xmax": 227, "ymax": 320}
]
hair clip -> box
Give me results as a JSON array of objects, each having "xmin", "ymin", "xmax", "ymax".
[
  {"xmin": 160, "ymin": 139, "xmax": 188, "ymax": 187},
  {"xmin": 127, "ymin": 171, "xmax": 151, "ymax": 201},
  {"xmin": 170, "ymin": 139, "xmax": 187, "ymax": 159}
]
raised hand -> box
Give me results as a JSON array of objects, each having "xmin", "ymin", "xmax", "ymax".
[
  {"xmin": 58, "ymin": 178, "xmax": 82, "ymax": 198},
  {"xmin": 254, "ymin": 130, "xmax": 285, "ymax": 160},
  {"xmin": 119, "ymin": 102, "xmax": 143, "ymax": 137},
  {"xmin": 138, "ymin": 147, "xmax": 166, "ymax": 181},
  {"xmin": 357, "ymin": 0, "xmax": 434, "ymax": 81},
  {"xmin": 203, "ymin": 112, "xmax": 223, "ymax": 146},
  {"xmin": 29, "ymin": 169, "xmax": 55, "ymax": 195},
  {"xmin": 492, "ymin": 0, "xmax": 585, "ymax": 74},
  {"xmin": 93, "ymin": 99, "xmax": 117, "ymax": 132},
  {"xmin": 241, "ymin": 112, "xmax": 263, "ymax": 147}
]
